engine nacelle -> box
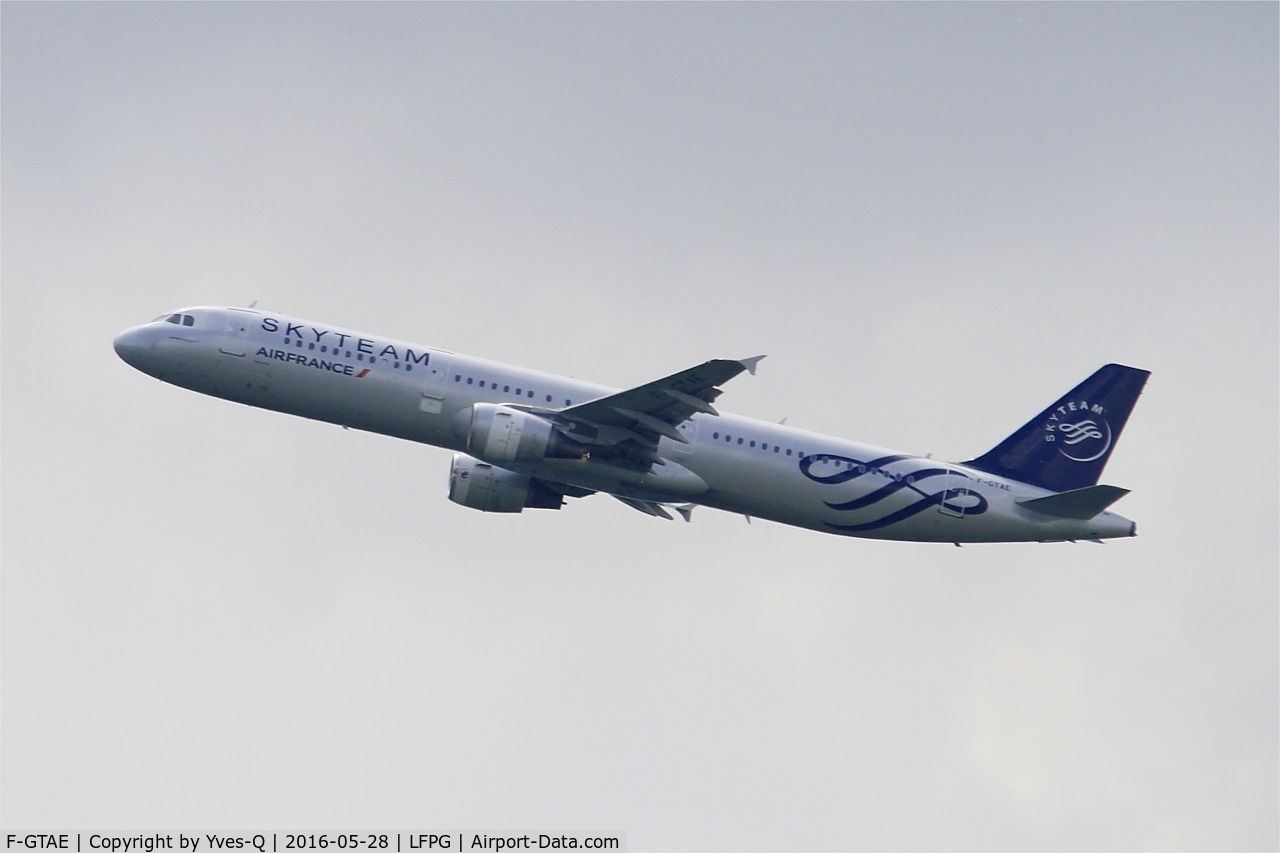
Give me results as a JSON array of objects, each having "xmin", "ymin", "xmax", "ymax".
[
  {"xmin": 453, "ymin": 403, "xmax": 585, "ymax": 465},
  {"xmin": 447, "ymin": 454, "xmax": 564, "ymax": 513}
]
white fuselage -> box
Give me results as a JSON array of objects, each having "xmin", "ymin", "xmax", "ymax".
[{"xmin": 114, "ymin": 307, "xmax": 1137, "ymax": 543}]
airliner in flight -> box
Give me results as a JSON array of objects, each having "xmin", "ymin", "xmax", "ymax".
[{"xmin": 114, "ymin": 306, "xmax": 1149, "ymax": 544}]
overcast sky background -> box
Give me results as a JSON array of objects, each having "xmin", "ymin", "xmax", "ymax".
[{"xmin": 3, "ymin": 4, "xmax": 1276, "ymax": 850}]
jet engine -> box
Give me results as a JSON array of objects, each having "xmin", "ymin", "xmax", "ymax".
[
  {"xmin": 447, "ymin": 454, "xmax": 564, "ymax": 513},
  {"xmin": 453, "ymin": 403, "xmax": 585, "ymax": 465}
]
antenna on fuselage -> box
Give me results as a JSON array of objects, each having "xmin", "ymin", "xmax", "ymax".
[{"xmin": 247, "ymin": 300, "xmax": 258, "ymax": 309}]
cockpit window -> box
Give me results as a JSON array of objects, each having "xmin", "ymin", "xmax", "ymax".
[
  {"xmin": 157, "ymin": 313, "xmax": 196, "ymax": 326},
  {"xmin": 183, "ymin": 315, "xmax": 194, "ymax": 326},
  {"xmin": 166, "ymin": 314, "xmax": 182, "ymax": 324}
]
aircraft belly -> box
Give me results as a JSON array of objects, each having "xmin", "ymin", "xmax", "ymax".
[{"xmin": 690, "ymin": 454, "xmax": 834, "ymax": 529}]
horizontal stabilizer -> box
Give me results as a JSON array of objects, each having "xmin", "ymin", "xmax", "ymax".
[{"xmin": 1017, "ymin": 485, "xmax": 1130, "ymax": 520}]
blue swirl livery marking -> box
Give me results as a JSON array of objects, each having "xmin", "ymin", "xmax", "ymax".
[
  {"xmin": 1055, "ymin": 418, "xmax": 1112, "ymax": 462},
  {"xmin": 799, "ymin": 453, "xmax": 989, "ymax": 532},
  {"xmin": 1057, "ymin": 419, "xmax": 1103, "ymax": 444}
]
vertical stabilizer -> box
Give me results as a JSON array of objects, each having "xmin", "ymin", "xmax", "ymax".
[{"xmin": 964, "ymin": 364, "xmax": 1150, "ymax": 492}]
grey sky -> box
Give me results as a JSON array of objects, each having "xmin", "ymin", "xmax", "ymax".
[{"xmin": 3, "ymin": 3, "xmax": 1276, "ymax": 850}]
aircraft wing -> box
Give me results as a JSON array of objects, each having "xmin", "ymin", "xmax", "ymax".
[
  {"xmin": 611, "ymin": 495, "xmax": 697, "ymax": 522},
  {"xmin": 546, "ymin": 356, "xmax": 764, "ymax": 466}
]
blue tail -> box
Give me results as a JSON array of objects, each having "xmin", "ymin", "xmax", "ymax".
[{"xmin": 964, "ymin": 364, "xmax": 1150, "ymax": 492}]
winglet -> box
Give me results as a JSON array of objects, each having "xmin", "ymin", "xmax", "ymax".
[{"xmin": 738, "ymin": 355, "xmax": 766, "ymax": 376}]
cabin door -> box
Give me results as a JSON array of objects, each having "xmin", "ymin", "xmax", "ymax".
[
  {"xmin": 938, "ymin": 469, "xmax": 970, "ymax": 518},
  {"xmin": 219, "ymin": 311, "xmax": 250, "ymax": 356},
  {"xmin": 669, "ymin": 419, "xmax": 699, "ymax": 457},
  {"xmin": 420, "ymin": 353, "xmax": 451, "ymax": 414}
]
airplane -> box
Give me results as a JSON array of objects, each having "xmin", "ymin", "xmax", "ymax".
[{"xmin": 114, "ymin": 306, "xmax": 1150, "ymax": 544}]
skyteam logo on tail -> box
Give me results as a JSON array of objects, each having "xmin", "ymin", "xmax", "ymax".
[{"xmin": 1044, "ymin": 401, "xmax": 1112, "ymax": 462}]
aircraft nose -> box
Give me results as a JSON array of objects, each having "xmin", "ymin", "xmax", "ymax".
[{"xmin": 113, "ymin": 326, "xmax": 152, "ymax": 370}]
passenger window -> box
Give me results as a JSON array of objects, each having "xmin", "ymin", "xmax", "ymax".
[
  {"xmin": 786, "ymin": 449, "xmax": 792, "ymax": 456},
  {"xmin": 479, "ymin": 380, "xmax": 486, "ymax": 388},
  {"xmin": 737, "ymin": 438, "xmax": 744, "ymax": 445},
  {"xmin": 467, "ymin": 378, "xmax": 473, "ymax": 385},
  {"xmin": 504, "ymin": 385, "xmax": 510, "ymax": 393}
]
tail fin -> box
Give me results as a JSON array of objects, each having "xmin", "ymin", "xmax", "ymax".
[{"xmin": 964, "ymin": 364, "xmax": 1150, "ymax": 492}]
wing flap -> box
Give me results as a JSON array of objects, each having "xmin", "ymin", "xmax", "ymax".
[
  {"xmin": 610, "ymin": 495, "xmax": 698, "ymax": 522},
  {"xmin": 613, "ymin": 495, "xmax": 675, "ymax": 520}
]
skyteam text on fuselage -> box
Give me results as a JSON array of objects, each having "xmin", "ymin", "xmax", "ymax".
[{"xmin": 114, "ymin": 307, "xmax": 1150, "ymax": 544}]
